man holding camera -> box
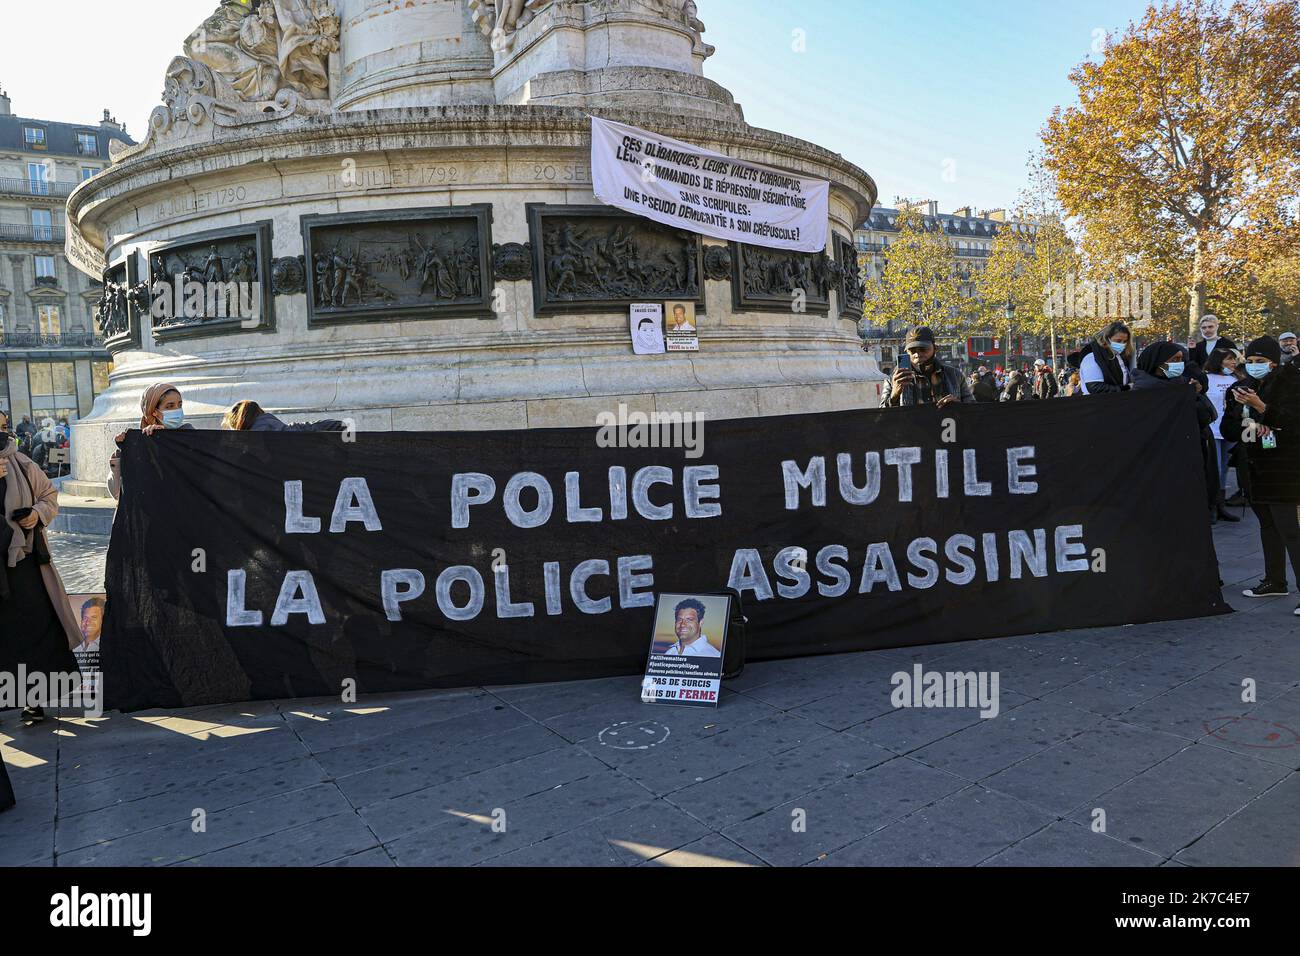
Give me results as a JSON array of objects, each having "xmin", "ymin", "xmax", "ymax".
[{"xmin": 881, "ymin": 326, "xmax": 975, "ymax": 408}]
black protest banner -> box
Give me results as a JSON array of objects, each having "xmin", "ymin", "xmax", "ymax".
[{"xmin": 102, "ymin": 386, "xmax": 1228, "ymax": 710}]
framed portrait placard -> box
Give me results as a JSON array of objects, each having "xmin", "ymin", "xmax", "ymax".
[{"xmin": 641, "ymin": 592, "xmax": 731, "ymax": 708}]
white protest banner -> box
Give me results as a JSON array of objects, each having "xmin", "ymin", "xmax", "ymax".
[{"xmin": 591, "ymin": 116, "xmax": 829, "ymax": 254}]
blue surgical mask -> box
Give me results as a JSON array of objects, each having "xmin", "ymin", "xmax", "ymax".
[
  {"xmin": 1109, "ymin": 341, "xmax": 1126, "ymax": 354},
  {"xmin": 1163, "ymin": 362, "xmax": 1185, "ymax": 378},
  {"xmin": 161, "ymin": 409, "xmax": 185, "ymax": 429},
  {"xmin": 1245, "ymin": 362, "xmax": 1272, "ymax": 380}
]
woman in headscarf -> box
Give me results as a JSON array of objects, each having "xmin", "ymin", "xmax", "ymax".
[
  {"xmin": 1132, "ymin": 341, "xmax": 1188, "ymax": 389},
  {"xmin": 1075, "ymin": 320, "xmax": 1133, "ymax": 395},
  {"xmin": 1220, "ymin": 336, "xmax": 1300, "ymax": 610},
  {"xmin": 220, "ymin": 400, "xmax": 345, "ymax": 433},
  {"xmin": 0, "ymin": 416, "xmax": 82, "ymax": 726},
  {"xmin": 107, "ymin": 383, "xmax": 194, "ymax": 500}
]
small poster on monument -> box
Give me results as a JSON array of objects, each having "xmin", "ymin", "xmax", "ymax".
[
  {"xmin": 641, "ymin": 592, "xmax": 731, "ymax": 708},
  {"xmin": 664, "ymin": 300, "xmax": 699, "ymax": 352},
  {"xmin": 630, "ymin": 303, "xmax": 666, "ymax": 354}
]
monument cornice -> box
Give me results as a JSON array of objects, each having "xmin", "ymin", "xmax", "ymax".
[{"xmin": 68, "ymin": 105, "xmax": 877, "ymax": 242}]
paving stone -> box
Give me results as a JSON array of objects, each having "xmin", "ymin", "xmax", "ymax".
[
  {"xmin": 909, "ymin": 699, "xmax": 1103, "ymax": 782},
  {"xmin": 321, "ymin": 847, "xmax": 396, "ymax": 866},
  {"xmin": 980, "ymin": 820, "xmax": 1164, "ymax": 866},
  {"xmin": 1173, "ymin": 773, "xmax": 1300, "ymax": 866},
  {"xmin": 722, "ymin": 756, "xmax": 968, "ymax": 866},
  {"xmin": 486, "ymin": 799, "xmax": 710, "ymax": 866},
  {"xmin": 586, "ymin": 714, "xmax": 830, "ymax": 795},
  {"xmin": 1069, "ymin": 742, "xmax": 1291, "ymax": 857},
  {"xmin": 641, "ymin": 833, "xmax": 767, "ymax": 867},
  {"xmin": 283, "ymin": 691, "xmax": 494, "ymax": 752},
  {"xmin": 57, "ymin": 783, "xmax": 354, "ymax": 866},
  {"xmin": 383, "ymin": 769, "xmax": 649, "ymax": 866},
  {"xmin": 359, "ymin": 746, "xmax": 609, "ymax": 843},
  {"xmin": 1196, "ymin": 686, "xmax": 1300, "ymax": 769},
  {"xmin": 666, "ymin": 733, "xmax": 894, "ymax": 829},
  {"xmin": 543, "ymin": 689, "xmax": 778, "ymax": 745},
  {"xmin": 334, "ymin": 722, "xmax": 568, "ymax": 808},
  {"xmin": 59, "ymin": 731, "xmax": 311, "ymax": 817},
  {"xmin": 982, "ymin": 719, "xmax": 1188, "ymax": 815},
  {"xmin": 312, "ymin": 703, "xmax": 534, "ymax": 778},
  {"xmin": 177, "ymin": 810, "xmax": 379, "ymax": 866},
  {"xmin": 817, "ymin": 786, "xmax": 1054, "ymax": 866},
  {"xmin": 56, "ymin": 756, "xmax": 329, "ymax": 853}
]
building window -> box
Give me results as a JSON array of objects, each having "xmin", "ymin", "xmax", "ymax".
[
  {"xmin": 27, "ymin": 162, "xmax": 50, "ymax": 195},
  {"xmin": 30, "ymin": 208, "xmax": 53, "ymax": 241},
  {"xmin": 28, "ymin": 362, "xmax": 79, "ymax": 426},
  {"xmin": 92, "ymin": 361, "xmax": 112, "ymax": 396},
  {"xmin": 35, "ymin": 255, "xmax": 56, "ymax": 282},
  {"xmin": 81, "ymin": 167, "xmax": 97, "ymax": 181},
  {"xmin": 77, "ymin": 132, "xmax": 99, "ymax": 156},
  {"xmin": 38, "ymin": 304, "xmax": 61, "ymax": 335},
  {"xmin": 24, "ymin": 126, "xmax": 47, "ymax": 149}
]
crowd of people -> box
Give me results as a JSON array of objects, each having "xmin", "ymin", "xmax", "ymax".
[{"xmin": 884, "ymin": 316, "xmax": 1300, "ymax": 615}]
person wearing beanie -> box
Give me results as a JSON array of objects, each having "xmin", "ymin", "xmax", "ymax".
[
  {"xmin": 881, "ymin": 326, "xmax": 975, "ymax": 408},
  {"xmin": 1219, "ymin": 335, "xmax": 1300, "ymax": 613}
]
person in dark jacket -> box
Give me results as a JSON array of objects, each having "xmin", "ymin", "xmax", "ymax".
[
  {"xmin": 221, "ymin": 400, "xmax": 347, "ymax": 432},
  {"xmin": 1219, "ymin": 336, "xmax": 1300, "ymax": 610},
  {"xmin": 999, "ymin": 369, "xmax": 1032, "ymax": 401},
  {"xmin": 1075, "ymin": 321, "xmax": 1133, "ymax": 395},
  {"xmin": 1190, "ymin": 314, "xmax": 1237, "ymax": 368},
  {"xmin": 971, "ymin": 366, "xmax": 1000, "ymax": 403},
  {"xmin": 1031, "ymin": 360, "xmax": 1059, "ymax": 399},
  {"xmin": 880, "ymin": 326, "xmax": 975, "ymax": 408}
]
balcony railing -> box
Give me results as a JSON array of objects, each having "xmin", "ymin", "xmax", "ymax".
[
  {"xmin": 0, "ymin": 331, "xmax": 105, "ymax": 349},
  {"xmin": 0, "ymin": 223, "xmax": 66, "ymax": 244},
  {"xmin": 0, "ymin": 177, "xmax": 79, "ymax": 198}
]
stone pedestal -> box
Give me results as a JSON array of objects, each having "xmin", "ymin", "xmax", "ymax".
[{"xmin": 65, "ymin": 2, "xmax": 880, "ymax": 485}]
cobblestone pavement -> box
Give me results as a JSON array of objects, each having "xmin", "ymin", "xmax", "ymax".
[{"xmin": 4, "ymin": 516, "xmax": 1296, "ymax": 867}]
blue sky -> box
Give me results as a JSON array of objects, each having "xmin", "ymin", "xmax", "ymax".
[
  {"xmin": 1, "ymin": 0, "xmax": 1159, "ymax": 215},
  {"xmin": 702, "ymin": 0, "xmax": 1160, "ymax": 213}
]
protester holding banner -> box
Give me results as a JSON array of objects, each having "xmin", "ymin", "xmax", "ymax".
[
  {"xmin": 221, "ymin": 400, "xmax": 346, "ymax": 433},
  {"xmin": 881, "ymin": 326, "xmax": 975, "ymax": 408},
  {"xmin": 1219, "ymin": 336, "xmax": 1300, "ymax": 611},
  {"xmin": 1077, "ymin": 321, "xmax": 1134, "ymax": 395},
  {"xmin": 0, "ymin": 426, "xmax": 81, "ymax": 725},
  {"xmin": 108, "ymin": 383, "xmax": 194, "ymax": 500}
]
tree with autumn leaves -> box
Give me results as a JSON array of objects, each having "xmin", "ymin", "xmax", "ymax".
[
  {"xmin": 1042, "ymin": 0, "xmax": 1300, "ymax": 338},
  {"xmin": 860, "ymin": 207, "xmax": 969, "ymax": 336}
]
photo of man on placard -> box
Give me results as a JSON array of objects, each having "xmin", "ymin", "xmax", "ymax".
[
  {"xmin": 658, "ymin": 596, "xmax": 723, "ymax": 657},
  {"xmin": 666, "ymin": 302, "xmax": 696, "ymax": 333}
]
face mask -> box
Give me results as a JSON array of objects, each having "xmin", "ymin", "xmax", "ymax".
[
  {"xmin": 1109, "ymin": 341, "xmax": 1126, "ymax": 354},
  {"xmin": 1163, "ymin": 362, "xmax": 1185, "ymax": 378},
  {"xmin": 1245, "ymin": 362, "xmax": 1272, "ymax": 380},
  {"xmin": 0, "ymin": 431, "xmax": 8, "ymax": 451},
  {"xmin": 161, "ymin": 409, "xmax": 185, "ymax": 429}
]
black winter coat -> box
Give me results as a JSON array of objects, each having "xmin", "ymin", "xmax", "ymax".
[{"xmin": 1218, "ymin": 363, "xmax": 1300, "ymax": 505}]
